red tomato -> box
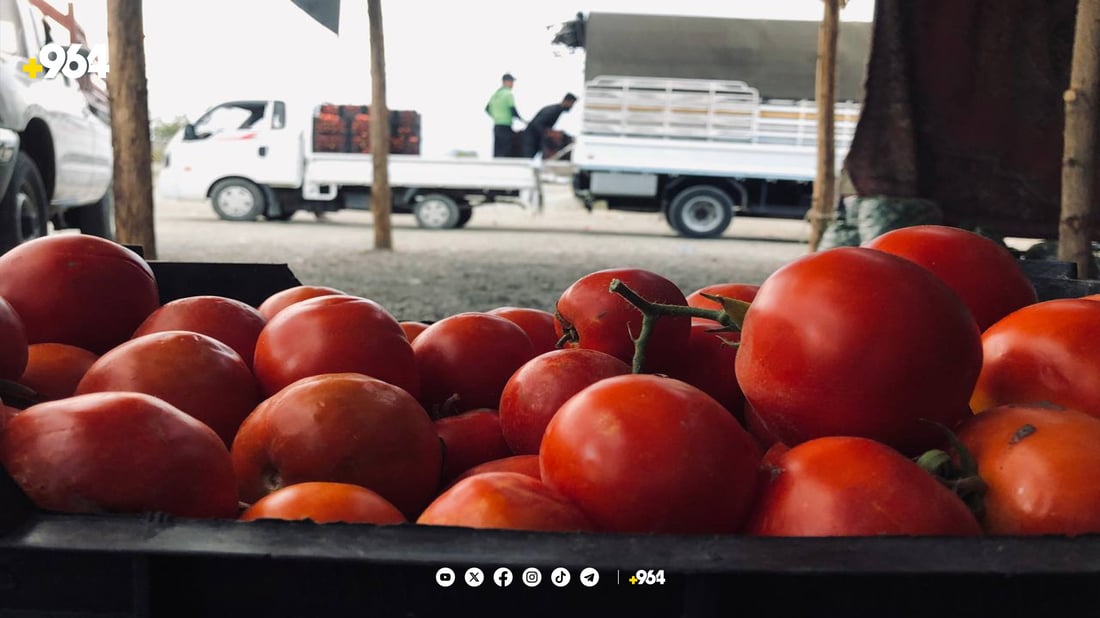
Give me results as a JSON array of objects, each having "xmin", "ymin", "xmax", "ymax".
[
  {"xmin": 685, "ymin": 283, "xmax": 759, "ymax": 318},
  {"xmin": 400, "ymin": 321, "xmax": 429, "ymax": 343},
  {"xmin": 253, "ymin": 295, "xmax": 419, "ymax": 399},
  {"xmin": 257, "ymin": 285, "xmax": 346, "ymax": 321},
  {"xmin": 866, "ymin": 225, "xmax": 1037, "ymax": 331},
  {"xmin": 132, "ymin": 296, "xmax": 267, "ymax": 370},
  {"xmin": 0, "ymin": 235, "xmax": 159, "ymax": 354},
  {"xmin": 759, "ymin": 442, "xmax": 789, "ymax": 469},
  {"xmin": 972, "ymin": 299, "xmax": 1100, "ymax": 418},
  {"xmin": 735, "ymin": 247, "xmax": 981, "ymax": 455},
  {"xmin": 744, "ymin": 400, "xmax": 783, "ymax": 452},
  {"xmin": 498, "ymin": 348, "xmax": 630, "ymax": 455},
  {"xmin": 449, "ymin": 454, "xmax": 541, "ymax": 487},
  {"xmin": 75, "ymin": 331, "xmax": 260, "ymax": 447},
  {"xmin": 554, "ymin": 268, "xmax": 690, "ymax": 373},
  {"xmin": 239, "ymin": 482, "xmax": 406, "ymax": 524},
  {"xmin": 958, "ymin": 404, "xmax": 1100, "ymax": 535},
  {"xmin": 435, "ymin": 409, "xmax": 512, "ymax": 482},
  {"xmin": 745, "ymin": 436, "xmax": 980, "ymax": 536},
  {"xmin": 487, "ymin": 307, "xmax": 559, "ymax": 356},
  {"xmin": 231, "ymin": 373, "xmax": 441, "ymax": 518},
  {"xmin": 417, "ymin": 472, "xmax": 594, "ymax": 532},
  {"xmin": 412, "ymin": 313, "xmax": 534, "ymax": 414},
  {"xmin": 540, "ymin": 374, "xmax": 760, "ymax": 534},
  {"xmin": 0, "ymin": 400, "xmax": 15, "ymax": 429},
  {"xmin": 666, "ymin": 323, "xmax": 744, "ymax": 417},
  {"xmin": 0, "ymin": 296, "xmax": 27, "ymax": 381},
  {"xmin": 18, "ymin": 343, "xmax": 98, "ymax": 401},
  {"xmin": 0, "ymin": 392, "xmax": 238, "ymax": 518}
]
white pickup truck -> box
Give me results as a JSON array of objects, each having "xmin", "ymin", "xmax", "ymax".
[
  {"xmin": 157, "ymin": 99, "xmax": 542, "ymax": 229},
  {"xmin": 0, "ymin": 0, "xmax": 114, "ymax": 253}
]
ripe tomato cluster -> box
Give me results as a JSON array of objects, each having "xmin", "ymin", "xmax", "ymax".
[{"xmin": 1, "ymin": 227, "xmax": 1098, "ymax": 537}]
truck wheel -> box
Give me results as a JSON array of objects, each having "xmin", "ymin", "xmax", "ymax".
[
  {"xmin": 0, "ymin": 152, "xmax": 48, "ymax": 252},
  {"xmin": 211, "ymin": 179, "xmax": 265, "ymax": 221},
  {"xmin": 69, "ymin": 185, "xmax": 116, "ymax": 240},
  {"xmin": 263, "ymin": 210, "xmax": 295, "ymax": 221},
  {"xmin": 455, "ymin": 208, "xmax": 473, "ymax": 228},
  {"xmin": 413, "ymin": 193, "xmax": 460, "ymax": 229},
  {"xmin": 667, "ymin": 185, "xmax": 734, "ymax": 238}
]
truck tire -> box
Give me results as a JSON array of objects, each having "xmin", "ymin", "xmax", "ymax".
[
  {"xmin": 667, "ymin": 185, "xmax": 734, "ymax": 238},
  {"xmin": 455, "ymin": 208, "xmax": 473, "ymax": 228},
  {"xmin": 69, "ymin": 185, "xmax": 116, "ymax": 240},
  {"xmin": 263, "ymin": 210, "xmax": 295, "ymax": 221},
  {"xmin": 413, "ymin": 193, "xmax": 460, "ymax": 229},
  {"xmin": 211, "ymin": 179, "xmax": 265, "ymax": 221},
  {"xmin": 0, "ymin": 152, "xmax": 48, "ymax": 253}
]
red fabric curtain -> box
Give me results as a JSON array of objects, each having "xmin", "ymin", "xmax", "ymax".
[{"xmin": 846, "ymin": 0, "xmax": 1096, "ymax": 239}]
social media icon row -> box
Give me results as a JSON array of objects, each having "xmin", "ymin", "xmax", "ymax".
[{"xmin": 435, "ymin": 567, "xmax": 600, "ymax": 588}]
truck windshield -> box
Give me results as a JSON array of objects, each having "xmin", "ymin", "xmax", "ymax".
[
  {"xmin": 0, "ymin": 0, "xmax": 26, "ymax": 57},
  {"xmin": 191, "ymin": 101, "xmax": 267, "ymax": 139}
]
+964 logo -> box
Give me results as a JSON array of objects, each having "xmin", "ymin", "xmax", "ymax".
[{"xmin": 25, "ymin": 43, "xmax": 109, "ymax": 80}]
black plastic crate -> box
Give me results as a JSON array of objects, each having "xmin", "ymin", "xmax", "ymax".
[{"xmin": 2, "ymin": 257, "xmax": 1100, "ymax": 617}]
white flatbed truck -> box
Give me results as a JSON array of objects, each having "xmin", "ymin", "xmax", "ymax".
[{"xmin": 156, "ymin": 99, "xmax": 542, "ymax": 229}]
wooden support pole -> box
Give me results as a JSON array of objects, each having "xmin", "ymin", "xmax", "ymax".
[
  {"xmin": 368, "ymin": 0, "xmax": 393, "ymax": 251},
  {"xmin": 807, "ymin": 0, "xmax": 842, "ymax": 253},
  {"xmin": 106, "ymin": 0, "xmax": 156, "ymax": 258},
  {"xmin": 1060, "ymin": 0, "xmax": 1100, "ymax": 278}
]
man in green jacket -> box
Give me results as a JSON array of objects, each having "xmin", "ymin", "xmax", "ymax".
[{"xmin": 485, "ymin": 73, "xmax": 524, "ymax": 157}]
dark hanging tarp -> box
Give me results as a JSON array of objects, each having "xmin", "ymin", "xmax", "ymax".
[
  {"xmin": 290, "ymin": 0, "xmax": 340, "ymax": 35},
  {"xmin": 555, "ymin": 12, "xmax": 873, "ymax": 102},
  {"xmin": 846, "ymin": 0, "xmax": 1099, "ymax": 239}
]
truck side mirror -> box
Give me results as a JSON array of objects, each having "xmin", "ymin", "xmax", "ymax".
[{"xmin": 183, "ymin": 123, "xmax": 197, "ymax": 140}]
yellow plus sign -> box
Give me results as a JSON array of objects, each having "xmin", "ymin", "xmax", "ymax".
[
  {"xmin": 21, "ymin": 57, "xmax": 44, "ymax": 79},
  {"xmin": 629, "ymin": 575, "xmax": 638, "ymax": 585}
]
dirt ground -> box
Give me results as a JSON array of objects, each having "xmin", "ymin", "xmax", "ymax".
[{"xmin": 153, "ymin": 185, "xmax": 813, "ymax": 320}]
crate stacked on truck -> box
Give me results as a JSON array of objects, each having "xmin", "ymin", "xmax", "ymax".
[{"xmin": 311, "ymin": 104, "xmax": 421, "ymax": 155}]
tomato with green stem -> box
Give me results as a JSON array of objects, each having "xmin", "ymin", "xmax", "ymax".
[
  {"xmin": 745, "ymin": 436, "xmax": 981, "ymax": 536},
  {"xmin": 555, "ymin": 268, "xmax": 691, "ymax": 374}
]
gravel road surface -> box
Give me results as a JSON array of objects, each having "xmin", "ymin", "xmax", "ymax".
[{"xmin": 154, "ymin": 185, "xmax": 810, "ymax": 320}]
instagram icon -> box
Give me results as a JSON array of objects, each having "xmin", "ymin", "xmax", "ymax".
[{"xmin": 522, "ymin": 568, "xmax": 542, "ymax": 587}]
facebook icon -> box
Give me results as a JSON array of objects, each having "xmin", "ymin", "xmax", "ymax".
[{"xmin": 494, "ymin": 567, "xmax": 514, "ymax": 587}]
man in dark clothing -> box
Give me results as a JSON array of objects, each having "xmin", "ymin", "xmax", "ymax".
[
  {"xmin": 485, "ymin": 73, "xmax": 525, "ymax": 157},
  {"xmin": 521, "ymin": 93, "xmax": 577, "ymax": 158}
]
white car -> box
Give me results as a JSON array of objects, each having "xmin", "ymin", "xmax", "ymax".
[{"xmin": 0, "ymin": 0, "xmax": 114, "ymax": 253}]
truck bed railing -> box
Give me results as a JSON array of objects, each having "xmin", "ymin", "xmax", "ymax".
[{"xmin": 582, "ymin": 76, "xmax": 860, "ymax": 150}]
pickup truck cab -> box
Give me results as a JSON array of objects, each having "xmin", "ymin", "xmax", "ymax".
[{"xmin": 0, "ymin": 0, "xmax": 114, "ymax": 253}]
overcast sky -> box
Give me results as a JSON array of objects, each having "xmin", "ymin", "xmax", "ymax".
[{"xmin": 51, "ymin": 1, "xmax": 874, "ymax": 157}]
